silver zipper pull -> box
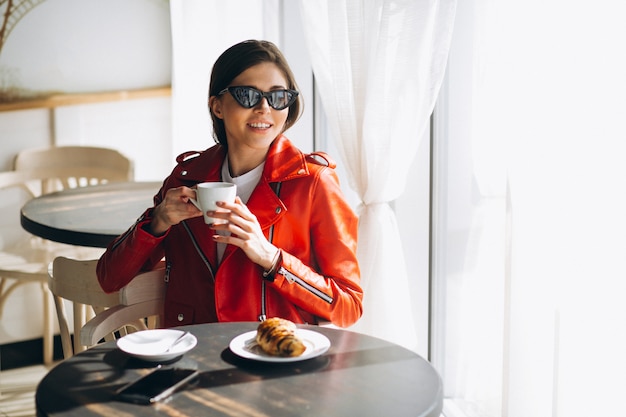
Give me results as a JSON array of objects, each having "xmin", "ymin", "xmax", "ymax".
[
  {"xmin": 164, "ymin": 263, "xmax": 171, "ymax": 283},
  {"xmin": 278, "ymin": 267, "xmax": 295, "ymax": 283}
]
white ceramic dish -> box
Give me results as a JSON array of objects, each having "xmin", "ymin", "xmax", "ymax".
[
  {"xmin": 117, "ymin": 329, "xmax": 197, "ymax": 362},
  {"xmin": 229, "ymin": 329, "xmax": 331, "ymax": 363}
]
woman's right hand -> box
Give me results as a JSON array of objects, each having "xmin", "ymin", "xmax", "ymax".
[{"xmin": 149, "ymin": 186, "xmax": 202, "ymax": 236}]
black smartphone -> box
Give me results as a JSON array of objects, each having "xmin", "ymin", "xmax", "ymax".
[{"xmin": 115, "ymin": 366, "xmax": 199, "ymax": 405}]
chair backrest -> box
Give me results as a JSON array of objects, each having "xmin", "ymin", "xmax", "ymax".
[
  {"xmin": 80, "ymin": 267, "xmax": 166, "ymax": 348},
  {"xmin": 13, "ymin": 146, "xmax": 133, "ymax": 193},
  {"xmin": 48, "ymin": 257, "xmax": 165, "ymax": 359}
]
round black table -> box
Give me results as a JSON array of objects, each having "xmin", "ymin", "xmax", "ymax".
[
  {"xmin": 20, "ymin": 181, "xmax": 161, "ymax": 248},
  {"xmin": 36, "ymin": 322, "xmax": 443, "ymax": 417}
]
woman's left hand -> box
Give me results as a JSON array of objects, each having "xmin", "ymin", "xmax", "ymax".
[{"xmin": 209, "ymin": 197, "xmax": 278, "ymax": 270}]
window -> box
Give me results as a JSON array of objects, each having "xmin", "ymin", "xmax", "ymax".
[{"xmin": 431, "ymin": 1, "xmax": 626, "ymax": 416}]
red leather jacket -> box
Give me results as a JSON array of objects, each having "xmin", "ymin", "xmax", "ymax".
[{"xmin": 97, "ymin": 136, "xmax": 362, "ymax": 328}]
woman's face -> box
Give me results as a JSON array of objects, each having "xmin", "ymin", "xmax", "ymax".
[{"xmin": 211, "ymin": 62, "xmax": 290, "ymax": 154}]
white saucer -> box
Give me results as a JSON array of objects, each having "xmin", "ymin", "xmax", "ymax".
[
  {"xmin": 229, "ymin": 329, "xmax": 331, "ymax": 363},
  {"xmin": 117, "ymin": 329, "xmax": 197, "ymax": 362}
]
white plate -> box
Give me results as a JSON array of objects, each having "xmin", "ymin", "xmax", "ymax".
[
  {"xmin": 117, "ymin": 329, "xmax": 197, "ymax": 362},
  {"xmin": 229, "ymin": 329, "xmax": 331, "ymax": 363}
]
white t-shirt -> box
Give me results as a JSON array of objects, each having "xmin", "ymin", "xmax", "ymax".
[{"xmin": 216, "ymin": 159, "xmax": 265, "ymax": 263}]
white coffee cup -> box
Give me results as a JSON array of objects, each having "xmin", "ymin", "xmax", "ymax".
[{"xmin": 189, "ymin": 182, "xmax": 237, "ymax": 224}]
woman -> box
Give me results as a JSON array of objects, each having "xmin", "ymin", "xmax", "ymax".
[{"xmin": 97, "ymin": 40, "xmax": 362, "ymax": 328}]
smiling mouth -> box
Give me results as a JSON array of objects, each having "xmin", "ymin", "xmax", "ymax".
[{"xmin": 248, "ymin": 122, "xmax": 272, "ymax": 129}]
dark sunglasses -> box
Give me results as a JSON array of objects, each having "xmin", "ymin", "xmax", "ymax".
[{"xmin": 218, "ymin": 86, "xmax": 298, "ymax": 111}]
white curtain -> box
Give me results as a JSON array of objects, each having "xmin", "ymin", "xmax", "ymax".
[
  {"xmin": 299, "ymin": 0, "xmax": 456, "ymax": 350},
  {"xmin": 436, "ymin": 1, "xmax": 626, "ymax": 416}
]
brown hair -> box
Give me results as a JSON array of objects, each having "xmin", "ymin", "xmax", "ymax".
[{"xmin": 208, "ymin": 40, "xmax": 303, "ymax": 148}]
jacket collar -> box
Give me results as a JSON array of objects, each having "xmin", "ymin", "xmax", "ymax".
[
  {"xmin": 172, "ymin": 145, "xmax": 224, "ymax": 183},
  {"xmin": 263, "ymin": 135, "xmax": 310, "ymax": 183}
]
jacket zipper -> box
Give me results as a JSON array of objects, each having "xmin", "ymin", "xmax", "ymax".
[
  {"xmin": 164, "ymin": 262, "xmax": 171, "ymax": 283},
  {"xmin": 111, "ymin": 214, "xmax": 144, "ymax": 251},
  {"xmin": 277, "ymin": 267, "xmax": 334, "ymax": 304},
  {"xmin": 259, "ymin": 280, "xmax": 267, "ymax": 322},
  {"xmin": 182, "ymin": 221, "xmax": 215, "ymax": 282},
  {"xmin": 260, "ymin": 220, "xmax": 275, "ymax": 321},
  {"xmin": 259, "ymin": 182, "xmax": 281, "ymax": 322}
]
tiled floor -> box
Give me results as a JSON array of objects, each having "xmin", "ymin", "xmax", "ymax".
[{"xmin": 0, "ymin": 364, "xmax": 51, "ymax": 417}]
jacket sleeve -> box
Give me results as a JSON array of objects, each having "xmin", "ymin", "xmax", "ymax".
[
  {"xmin": 270, "ymin": 166, "xmax": 363, "ymax": 328},
  {"xmin": 96, "ymin": 209, "xmax": 168, "ymax": 293}
]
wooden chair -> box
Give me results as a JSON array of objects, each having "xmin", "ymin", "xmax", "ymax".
[
  {"xmin": 13, "ymin": 145, "xmax": 133, "ymax": 193},
  {"xmin": 48, "ymin": 257, "xmax": 165, "ymax": 358},
  {"xmin": 0, "ymin": 146, "xmax": 133, "ymax": 364}
]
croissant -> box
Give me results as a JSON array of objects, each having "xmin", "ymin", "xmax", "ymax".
[{"xmin": 256, "ymin": 317, "xmax": 306, "ymax": 357}]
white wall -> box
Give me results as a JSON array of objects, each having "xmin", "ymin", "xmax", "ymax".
[
  {"xmin": 0, "ymin": 109, "xmax": 50, "ymax": 170},
  {"xmin": 52, "ymin": 98, "xmax": 173, "ymax": 181},
  {"xmin": 1, "ymin": 0, "xmax": 171, "ymax": 94}
]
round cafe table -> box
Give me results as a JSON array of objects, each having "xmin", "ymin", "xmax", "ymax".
[
  {"xmin": 20, "ymin": 181, "xmax": 161, "ymax": 248},
  {"xmin": 36, "ymin": 322, "xmax": 443, "ymax": 417}
]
